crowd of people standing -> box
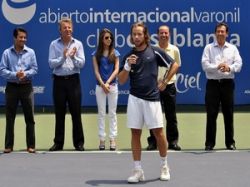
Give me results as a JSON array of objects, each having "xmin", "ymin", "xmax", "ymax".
[{"xmin": 0, "ymin": 18, "xmax": 242, "ymax": 183}]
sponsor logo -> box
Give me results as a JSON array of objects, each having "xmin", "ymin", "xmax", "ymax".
[{"xmin": 2, "ymin": 0, "xmax": 36, "ymax": 25}]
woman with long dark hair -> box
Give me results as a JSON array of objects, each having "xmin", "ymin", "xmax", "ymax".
[{"xmin": 92, "ymin": 28, "xmax": 120, "ymax": 151}]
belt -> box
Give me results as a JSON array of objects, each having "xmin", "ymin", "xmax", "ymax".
[
  {"xmin": 53, "ymin": 73, "xmax": 79, "ymax": 80},
  {"xmin": 208, "ymin": 79, "xmax": 233, "ymax": 83},
  {"xmin": 7, "ymin": 80, "xmax": 31, "ymax": 85}
]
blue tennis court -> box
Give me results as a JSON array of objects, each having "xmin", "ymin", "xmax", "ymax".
[{"xmin": 0, "ymin": 150, "xmax": 249, "ymax": 187}]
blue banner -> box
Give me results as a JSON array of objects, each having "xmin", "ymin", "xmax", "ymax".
[{"xmin": 0, "ymin": 0, "xmax": 249, "ymax": 106}]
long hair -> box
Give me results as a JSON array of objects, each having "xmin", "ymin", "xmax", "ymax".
[
  {"xmin": 95, "ymin": 28, "xmax": 116, "ymax": 66},
  {"xmin": 130, "ymin": 22, "xmax": 150, "ymax": 45}
]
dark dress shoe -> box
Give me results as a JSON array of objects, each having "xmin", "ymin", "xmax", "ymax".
[
  {"xmin": 227, "ymin": 144, "xmax": 236, "ymax": 150},
  {"xmin": 27, "ymin": 148, "xmax": 36, "ymax": 153},
  {"xmin": 75, "ymin": 145, "xmax": 84, "ymax": 151},
  {"xmin": 3, "ymin": 148, "xmax": 13, "ymax": 153},
  {"xmin": 146, "ymin": 143, "xmax": 157, "ymax": 151},
  {"xmin": 147, "ymin": 136, "xmax": 157, "ymax": 151},
  {"xmin": 169, "ymin": 144, "xmax": 181, "ymax": 151},
  {"xmin": 205, "ymin": 145, "xmax": 214, "ymax": 151},
  {"xmin": 49, "ymin": 144, "xmax": 63, "ymax": 151}
]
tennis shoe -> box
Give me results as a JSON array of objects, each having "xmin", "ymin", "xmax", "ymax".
[
  {"xmin": 160, "ymin": 164, "xmax": 170, "ymax": 181},
  {"xmin": 127, "ymin": 169, "xmax": 145, "ymax": 183}
]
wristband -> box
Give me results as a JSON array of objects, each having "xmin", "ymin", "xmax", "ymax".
[{"xmin": 124, "ymin": 61, "xmax": 131, "ymax": 72}]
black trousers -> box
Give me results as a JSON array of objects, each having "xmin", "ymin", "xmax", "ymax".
[
  {"xmin": 205, "ymin": 79, "xmax": 235, "ymax": 147},
  {"xmin": 149, "ymin": 83, "xmax": 179, "ymax": 144},
  {"xmin": 5, "ymin": 82, "xmax": 35, "ymax": 149},
  {"xmin": 52, "ymin": 74, "xmax": 84, "ymax": 148}
]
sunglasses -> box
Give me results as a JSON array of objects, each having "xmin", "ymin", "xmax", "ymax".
[{"xmin": 104, "ymin": 36, "xmax": 112, "ymax": 40}]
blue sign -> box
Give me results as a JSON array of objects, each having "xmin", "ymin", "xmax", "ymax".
[{"xmin": 0, "ymin": 0, "xmax": 249, "ymax": 106}]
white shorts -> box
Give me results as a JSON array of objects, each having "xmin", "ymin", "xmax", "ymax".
[{"xmin": 127, "ymin": 94, "xmax": 164, "ymax": 129}]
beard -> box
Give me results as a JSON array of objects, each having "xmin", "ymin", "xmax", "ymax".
[{"xmin": 134, "ymin": 40, "xmax": 145, "ymax": 48}]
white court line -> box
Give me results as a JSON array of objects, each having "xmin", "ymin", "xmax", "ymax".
[{"xmin": 2, "ymin": 149, "xmax": 248, "ymax": 154}]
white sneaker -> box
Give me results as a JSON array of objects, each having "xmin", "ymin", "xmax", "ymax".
[
  {"xmin": 160, "ymin": 164, "xmax": 170, "ymax": 181},
  {"xmin": 127, "ymin": 169, "xmax": 145, "ymax": 183}
]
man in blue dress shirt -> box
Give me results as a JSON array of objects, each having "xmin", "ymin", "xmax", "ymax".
[
  {"xmin": 0, "ymin": 27, "xmax": 38, "ymax": 153},
  {"xmin": 201, "ymin": 22, "xmax": 242, "ymax": 151},
  {"xmin": 48, "ymin": 17, "xmax": 85, "ymax": 151}
]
